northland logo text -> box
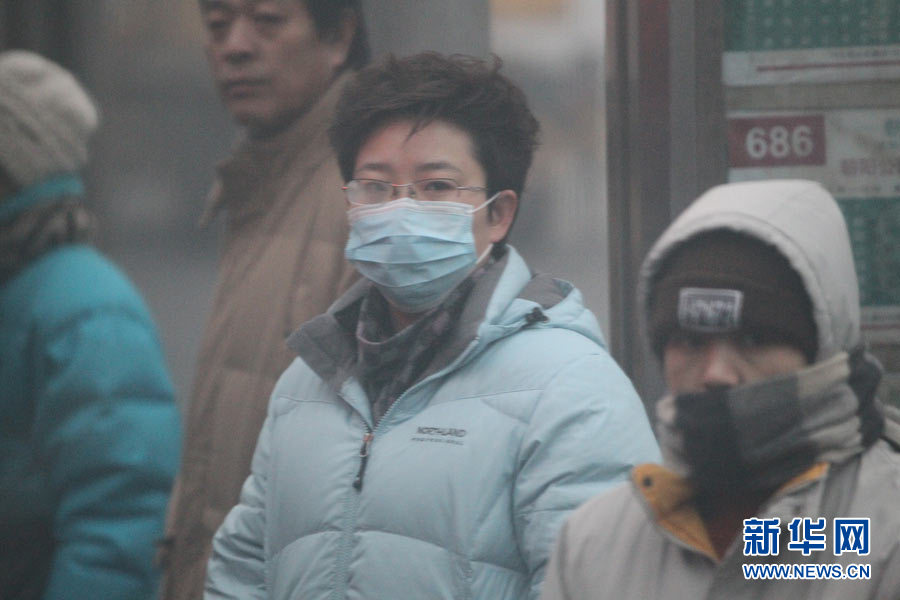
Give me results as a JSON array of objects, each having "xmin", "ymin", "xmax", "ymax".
[
  {"xmin": 416, "ymin": 427, "xmax": 467, "ymax": 437},
  {"xmin": 412, "ymin": 426, "xmax": 467, "ymax": 446}
]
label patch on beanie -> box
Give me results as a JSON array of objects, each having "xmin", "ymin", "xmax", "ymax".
[{"xmin": 678, "ymin": 288, "xmax": 743, "ymax": 332}]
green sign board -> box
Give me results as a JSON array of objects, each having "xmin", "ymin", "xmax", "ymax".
[
  {"xmin": 837, "ymin": 197, "xmax": 900, "ymax": 307},
  {"xmin": 726, "ymin": 0, "xmax": 900, "ymax": 52},
  {"xmin": 728, "ymin": 108, "xmax": 900, "ymax": 334},
  {"xmin": 723, "ymin": 0, "xmax": 900, "ymax": 85}
]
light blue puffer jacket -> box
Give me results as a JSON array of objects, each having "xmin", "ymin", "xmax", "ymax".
[{"xmin": 205, "ymin": 247, "xmax": 659, "ymax": 600}]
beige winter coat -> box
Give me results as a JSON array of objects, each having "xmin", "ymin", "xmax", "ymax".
[
  {"xmin": 160, "ymin": 74, "xmax": 357, "ymax": 600},
  {"xmin": 541, "ymin": 443, "xmax": 900, "ymax": 600},
  {"xmin": 540, "ymin": 180, "xmax": 900, "ymax": 600}
]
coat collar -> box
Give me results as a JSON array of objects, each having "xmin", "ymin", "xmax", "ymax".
[
  {"xmin": 200, "ymin": 71, "xmax": 353, "ymax": 226},
  {"xmin": 631, "ymin": 461, "xmax": 832, "ymax": 562},
  {"xmin": 286, "ymin": 249, "xmax": 512, "ymax": 393},
  {"xmin": 0, "ymin": 174, "xmax": 84, "ymax": 223},
  {"xmin": 285, "ymin": 246, "xmax": 580, "ymax": 393}
]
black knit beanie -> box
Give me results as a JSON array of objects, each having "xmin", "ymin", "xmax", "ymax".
[{"xmin": 648, "ymin": 230, "xmax": 817, "ymax": 361}]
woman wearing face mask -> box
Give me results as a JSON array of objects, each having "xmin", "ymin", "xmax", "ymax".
[{"xmin": 204, "ymin": 53, "xmax": 659, "ymax": 600}]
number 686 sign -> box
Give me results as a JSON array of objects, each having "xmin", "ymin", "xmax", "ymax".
[{"xmin": 728, "ymin": 115, "xmax": 826, "ymax": 168}]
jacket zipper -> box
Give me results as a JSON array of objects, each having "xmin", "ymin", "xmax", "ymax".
[
  {"xmin": 352, "ymin": 430, "xmax": 374, "ymax": 490},
  {"xmin": 332, "ymin": 334, "xmax": 490, "ymax": 598},
  {"xmin": 345, "ymin": 320, "xmax": 544, "ymax": 495},
  {"xmin": 348, "ymin": 335, "xmax": 485, "ymax": 493}
]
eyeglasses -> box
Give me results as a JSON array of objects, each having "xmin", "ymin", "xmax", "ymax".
[{"xmin": 342, "ymin": 178, "xmax": 487, "ymax": 205}]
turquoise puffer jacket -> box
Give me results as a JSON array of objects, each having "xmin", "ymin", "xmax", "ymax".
[
  {"xmin": 206, "ymin": 248, "xmax": 660, "ymax": 600},
  {"xmin": 0, "ymin": 234, "xmax": 181, "ymax": 598}
]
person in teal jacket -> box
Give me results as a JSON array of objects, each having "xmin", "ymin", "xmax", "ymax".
[
  {"xmin": 0, "ymin": 50, "xmax": 181, "ymax": 599},
  {"xmin": 205, "ymin": 52, "xmax": 660, "ymax": 600}
]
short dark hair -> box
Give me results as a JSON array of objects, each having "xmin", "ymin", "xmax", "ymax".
[
  {"xmin": 304, "ymin": 0, "xmax": 370, "ymax": 72},
  {"xmin": 198, "ymin": 0, "xmax": 370, "ymax": 71},
  {"xmin": 330, "ymin": 53, "xmax": 540, "ymax": 248}
]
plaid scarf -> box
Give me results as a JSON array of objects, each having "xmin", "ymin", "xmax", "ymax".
[
  {"xmin": 655, "ymin": 348, "xmax": 884, "ymax": 497},
  {"xmin": 0, "ymin": 197, "xmax": 94, "ymax": 284},
  {"xmin": 356, "ymin": 260, "xmax": 491, "ymax": 425}
]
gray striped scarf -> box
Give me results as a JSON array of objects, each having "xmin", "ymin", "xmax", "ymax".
[{"xmin": 656, "ymin": 348, "xmax": 885, "ymax": 496}]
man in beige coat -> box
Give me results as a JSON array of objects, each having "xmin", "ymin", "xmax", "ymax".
[
  {"xmin": 159, "ymin": 2, "xmax": 368, "ymax": 598},
  {"xmin": 541, "ymin": 180, "xmax": 900, "ymax": 600}
]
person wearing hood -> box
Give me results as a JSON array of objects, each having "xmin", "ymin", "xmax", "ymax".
[
  {"xmin": 0, "ymin": 51, "xmax": 180, "ymax": 598},
  {"xmin": 540, "ymin": 179, "xmax": 900, "ymax": 600},
  {"xmin": 204, "ymin": 52, "xmax": 659, "ymax": 600}
]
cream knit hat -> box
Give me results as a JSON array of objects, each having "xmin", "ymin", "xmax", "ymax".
[{"xmin": 0, "ymin": 50, "xmax": 99, "ymax": 188}]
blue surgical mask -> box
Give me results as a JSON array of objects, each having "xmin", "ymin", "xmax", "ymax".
[{"xmin": 345, "ymin": 195, "xmax": 498, "ymax": 313}]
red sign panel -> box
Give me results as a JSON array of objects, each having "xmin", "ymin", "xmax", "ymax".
[{"xmin": 728, "ymin": 115, "xmax": 827, "ymax": 168}]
